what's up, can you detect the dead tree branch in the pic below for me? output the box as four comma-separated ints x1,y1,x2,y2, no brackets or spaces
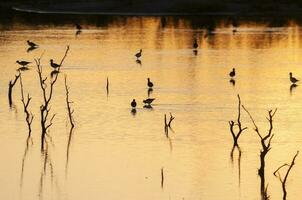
106,77,109,97
35,46,70,151
164,113,175,137
64,75,74,128
19,73,34,137
161,168,164,189
243,106,277,200
229,94,247,146
8,72,20,107
273,151,299,200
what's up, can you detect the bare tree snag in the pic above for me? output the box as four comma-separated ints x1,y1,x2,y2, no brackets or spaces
64,75,74,129
19,73,34,136
229,95,247,185
243,106,277,200
8,72,20,107
274,151,299,200
161,168,164,189
229,94,247,147
106,77,109,97
64,75,75,176
164,113,175,137
35,46,70,151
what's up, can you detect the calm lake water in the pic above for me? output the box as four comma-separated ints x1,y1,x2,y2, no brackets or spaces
1,16,302,200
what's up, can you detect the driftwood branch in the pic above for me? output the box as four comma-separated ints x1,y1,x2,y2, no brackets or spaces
8,72,21,107
273,151,299,200
242,105,277,200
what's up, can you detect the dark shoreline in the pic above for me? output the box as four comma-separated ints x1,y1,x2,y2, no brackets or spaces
2,1,302,17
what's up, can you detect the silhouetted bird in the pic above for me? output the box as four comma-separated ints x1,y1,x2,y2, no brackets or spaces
147,78,153,88
289,72,299,84
143,98,155,105
76,24,82,30
131,99,137,108
27,40,38,48
50,59,61,70
229,68,236,78
193,39,198,49
16,60,31,67
135,49,142,60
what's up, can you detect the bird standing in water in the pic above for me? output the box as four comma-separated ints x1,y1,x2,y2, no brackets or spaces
50,59,61,70
290,72,299,84
16,60,31,67
131,99,137,108
229,68,236,78
147,78,153,88
193,39,198,49
27,40,38,48
76,24,82,31
135,49,142,60
143,98,155,105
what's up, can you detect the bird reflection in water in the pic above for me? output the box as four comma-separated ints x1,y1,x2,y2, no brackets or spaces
136,59,142,65
131,108,137,116
229,78,235,86
27,46,38,53
50,70,59,78
148,88,153,97
193,49,198,55
76,30,82,37
18,66,30,71
290,83,298,94
143,104,153,109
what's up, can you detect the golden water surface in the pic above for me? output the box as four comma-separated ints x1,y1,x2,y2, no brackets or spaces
1,17,302,200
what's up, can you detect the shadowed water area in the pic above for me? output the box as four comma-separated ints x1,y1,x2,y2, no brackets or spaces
1,15,302,200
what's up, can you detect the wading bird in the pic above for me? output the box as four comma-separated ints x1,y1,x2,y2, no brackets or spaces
229,68,236,78
193,39,198,49
147,78,153,88
27,40,38,48
16,60,31,67
76,23,82,31
131,99,137,108
143,98,155,105
135,49,142,60
290,72,299,84
50,59,61,70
